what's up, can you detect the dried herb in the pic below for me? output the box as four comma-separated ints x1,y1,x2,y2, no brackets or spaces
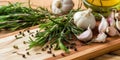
36,53,41,55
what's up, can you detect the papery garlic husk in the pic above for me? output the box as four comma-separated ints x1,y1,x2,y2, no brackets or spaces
107,11,116,27
106,26,120,36
115,12,120,20
93,32,107,43
73,8,96,29
52,0,74,15
98,15,109,33
76,26,93,42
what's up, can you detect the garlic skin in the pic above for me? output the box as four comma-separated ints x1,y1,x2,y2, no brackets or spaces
73,8,96,29
52,0,74,15
115,12,120,20
116,18,120,31
93,32,107,43
76,26,93,42
98,15,109,33
106,26,120,36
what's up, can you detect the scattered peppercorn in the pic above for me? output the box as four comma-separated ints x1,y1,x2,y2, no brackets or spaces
52,54,56,57
22,54,26,58
49,48,52,50
13,45,19,49
23,41,27,44
15,35,17,39
31,34,34,37
74,48,78,51
36,30,39,33
45,45,49,48
41,48,45,51
27,30,30,33
26,52,30,55
66,46,69,49
70,45,74,49
47,51,52,54
50,45,53,48
61,53,65,56
19,31,22,34
22,33,25,36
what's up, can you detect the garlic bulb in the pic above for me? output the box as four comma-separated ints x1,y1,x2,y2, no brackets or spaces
93,32,107,43
73,8,96,29
52,0,74,15
76,26,93,42
98,15,109,33
116,18,120,31
106,26,120,36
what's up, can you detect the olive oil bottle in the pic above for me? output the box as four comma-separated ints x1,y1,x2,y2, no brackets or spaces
83,0,120,17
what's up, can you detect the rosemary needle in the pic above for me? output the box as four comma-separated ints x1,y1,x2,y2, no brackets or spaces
29,10,83,52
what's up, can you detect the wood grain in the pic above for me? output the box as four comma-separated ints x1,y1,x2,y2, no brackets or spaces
0,0,120,60
0,21,120,60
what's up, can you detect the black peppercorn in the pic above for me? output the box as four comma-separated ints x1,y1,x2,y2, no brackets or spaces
19,31,22,34
61,53,65,56
22,33,25,36
41,48,45,51
13,45,19,49
22,54,26,58
26,52,30,55
27,30,30,33
74,48,78,51
47,51,52,54
52,54,56,57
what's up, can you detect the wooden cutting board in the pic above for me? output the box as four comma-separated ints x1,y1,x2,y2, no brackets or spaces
0,0,120,60
0,21,120,60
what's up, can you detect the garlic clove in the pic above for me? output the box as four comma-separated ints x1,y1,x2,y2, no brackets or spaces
76,26,93,42
116,18,120,31
93,32,107,43
107,11,116,27
98,15,109,33
106,26,120,36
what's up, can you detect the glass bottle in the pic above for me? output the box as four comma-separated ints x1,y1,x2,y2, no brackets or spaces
83,0,120,17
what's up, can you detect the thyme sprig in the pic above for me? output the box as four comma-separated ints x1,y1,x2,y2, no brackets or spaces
29,10,83,52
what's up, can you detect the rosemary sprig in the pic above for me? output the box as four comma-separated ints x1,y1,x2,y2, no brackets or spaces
0,2,50,31
29,10,83,52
